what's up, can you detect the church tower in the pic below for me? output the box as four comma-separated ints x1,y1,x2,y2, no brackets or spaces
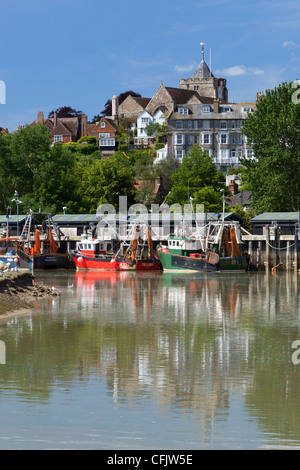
179,44,228,102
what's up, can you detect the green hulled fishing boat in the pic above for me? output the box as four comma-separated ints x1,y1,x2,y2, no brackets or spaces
157,221,249,273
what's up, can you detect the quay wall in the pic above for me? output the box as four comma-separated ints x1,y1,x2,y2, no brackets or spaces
242,226,300,271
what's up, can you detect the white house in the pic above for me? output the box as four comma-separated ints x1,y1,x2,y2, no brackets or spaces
154,144,168,164
135,109,166,145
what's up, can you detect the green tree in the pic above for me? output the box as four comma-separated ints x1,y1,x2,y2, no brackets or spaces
193,186,223,212
78,153,135,211
242,81,300,212
168,145,224,205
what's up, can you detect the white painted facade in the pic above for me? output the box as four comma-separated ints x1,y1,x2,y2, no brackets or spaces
135,109,166,144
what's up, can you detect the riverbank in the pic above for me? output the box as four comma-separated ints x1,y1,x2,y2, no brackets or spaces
0,272,60,316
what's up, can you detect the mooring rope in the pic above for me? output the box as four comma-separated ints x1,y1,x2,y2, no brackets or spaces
266,240,296,250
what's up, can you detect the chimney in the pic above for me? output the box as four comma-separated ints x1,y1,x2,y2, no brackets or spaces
37,111,44,124
229,179,238,195
213,99,219,113
112,95,119,122
81,113,87,137
53,111,57,127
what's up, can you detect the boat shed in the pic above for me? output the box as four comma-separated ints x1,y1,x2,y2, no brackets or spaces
251,212,300,235
0,214,28,237
51,214,100,238
51,212,244,243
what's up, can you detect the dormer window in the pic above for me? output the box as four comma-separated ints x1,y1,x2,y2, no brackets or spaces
178,107,189,115
242,107,253,113
219,106,231,113
202,105,211,113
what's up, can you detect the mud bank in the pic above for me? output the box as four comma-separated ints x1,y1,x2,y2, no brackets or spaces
0,272,60,315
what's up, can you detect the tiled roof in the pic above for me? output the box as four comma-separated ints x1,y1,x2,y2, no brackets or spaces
131,97,151,108
226,191,252,207
192,59,214,79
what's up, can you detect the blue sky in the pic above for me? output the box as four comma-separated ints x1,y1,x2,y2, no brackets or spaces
1,0,300,130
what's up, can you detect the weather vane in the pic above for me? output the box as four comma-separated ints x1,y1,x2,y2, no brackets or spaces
200,42,205,60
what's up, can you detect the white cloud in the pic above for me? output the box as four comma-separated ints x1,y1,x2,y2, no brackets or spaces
174,62,197,74
282,40,297,48
215,65,264,76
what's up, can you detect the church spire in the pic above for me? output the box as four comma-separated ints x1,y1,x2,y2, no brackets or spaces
192,43,214,79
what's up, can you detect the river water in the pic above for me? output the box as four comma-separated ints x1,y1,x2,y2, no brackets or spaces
1,269,300,450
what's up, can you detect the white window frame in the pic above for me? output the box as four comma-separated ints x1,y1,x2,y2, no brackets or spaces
54,135,63,142
219,133,228,144
99,138,115,147
202,105,211,113
176,120,183,130
174,134,185,145
175,149,185,159
202,133,212,145
178,107,189,115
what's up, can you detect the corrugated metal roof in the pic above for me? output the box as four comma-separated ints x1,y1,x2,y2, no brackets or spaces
251,212,300,222
0,215,27,223
52,214,100,223
52,212,240,223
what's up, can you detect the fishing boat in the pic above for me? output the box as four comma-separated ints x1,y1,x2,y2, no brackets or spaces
16,212,69,270
72,224,161,271
157,221,249,273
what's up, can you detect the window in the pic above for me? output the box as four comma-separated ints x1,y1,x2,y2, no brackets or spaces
203,120,210,130
178,107,189,115
236,120,242,129
194,121,198,130
245,149,254,159
202,105,211,113
219,134,228,144
174,134,185,145
219,106,231,112
232,121,235,129
231,134,236,144
176,121,183,130
54,135,63,142
101,122,105,128
175,150,185,159
202,133,211,145
220,121,227,130
99,138,115,147
219,149,230,160
99,133,110,138
141,117,150,123
188,120,192,130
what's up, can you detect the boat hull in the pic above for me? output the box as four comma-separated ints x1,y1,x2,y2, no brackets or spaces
118,259,161,271
73,253,119,270
17,249,69,270
158,250,247,272
72,252,161,271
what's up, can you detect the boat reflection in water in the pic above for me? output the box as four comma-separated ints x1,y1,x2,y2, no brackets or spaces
2,269,300,449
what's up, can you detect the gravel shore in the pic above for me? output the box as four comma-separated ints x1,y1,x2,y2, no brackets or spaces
0,272,60,316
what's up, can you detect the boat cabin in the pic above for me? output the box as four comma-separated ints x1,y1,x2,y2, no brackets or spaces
167,236,204,256
77,240,112,258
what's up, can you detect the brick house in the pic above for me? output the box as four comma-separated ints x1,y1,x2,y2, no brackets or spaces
87,117,118,156
31,111,87,143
